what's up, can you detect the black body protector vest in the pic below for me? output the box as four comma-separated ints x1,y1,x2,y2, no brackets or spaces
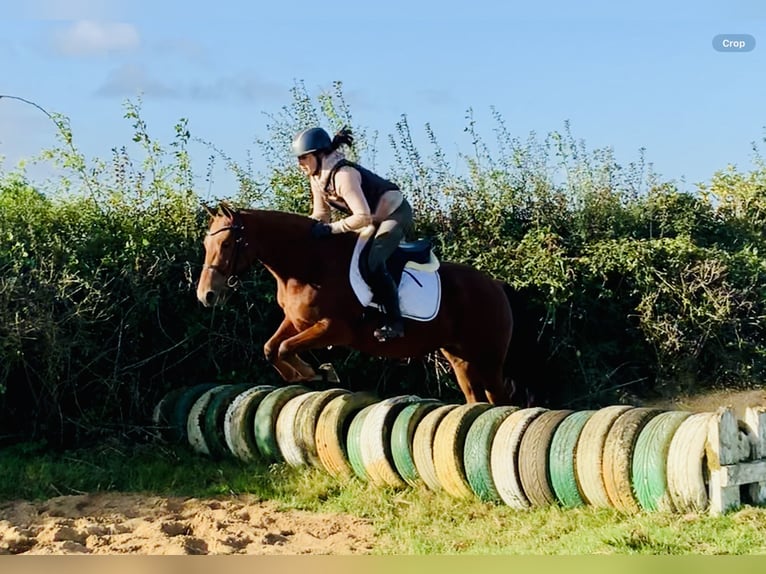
323,159,399,214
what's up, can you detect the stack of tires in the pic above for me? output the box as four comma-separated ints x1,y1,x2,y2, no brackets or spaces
154,384,748,513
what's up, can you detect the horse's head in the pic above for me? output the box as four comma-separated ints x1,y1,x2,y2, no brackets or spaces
196,203,246,307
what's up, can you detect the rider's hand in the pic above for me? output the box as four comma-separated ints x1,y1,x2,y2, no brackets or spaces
310,221,333,239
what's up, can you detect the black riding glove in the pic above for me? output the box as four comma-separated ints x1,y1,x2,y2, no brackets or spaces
310,221,333,239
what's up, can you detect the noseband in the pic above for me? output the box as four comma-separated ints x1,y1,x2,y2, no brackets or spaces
205,212,247,288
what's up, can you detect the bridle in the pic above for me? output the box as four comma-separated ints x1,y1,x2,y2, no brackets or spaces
204,213,247,288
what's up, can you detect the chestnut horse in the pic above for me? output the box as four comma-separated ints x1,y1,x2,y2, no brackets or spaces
196,204,532,405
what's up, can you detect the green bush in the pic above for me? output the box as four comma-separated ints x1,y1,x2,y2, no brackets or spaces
0,86,764,446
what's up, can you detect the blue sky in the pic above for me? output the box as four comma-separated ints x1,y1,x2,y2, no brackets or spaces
1,0,764,196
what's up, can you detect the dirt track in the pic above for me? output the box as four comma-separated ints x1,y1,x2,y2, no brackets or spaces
0,492,377,555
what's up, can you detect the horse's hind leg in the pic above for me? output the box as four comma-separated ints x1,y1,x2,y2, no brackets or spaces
439,349,489,404
439,348,511,406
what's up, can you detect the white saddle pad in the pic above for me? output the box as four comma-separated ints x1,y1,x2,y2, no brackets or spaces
349,227,441,322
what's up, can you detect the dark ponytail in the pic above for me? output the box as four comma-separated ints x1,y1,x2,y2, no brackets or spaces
329,126,354,152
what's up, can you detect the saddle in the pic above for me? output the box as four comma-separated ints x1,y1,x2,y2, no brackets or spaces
349,227,441,322
358,237,437,286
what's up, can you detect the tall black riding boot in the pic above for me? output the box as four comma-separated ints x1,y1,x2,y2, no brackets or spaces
370,268,405,342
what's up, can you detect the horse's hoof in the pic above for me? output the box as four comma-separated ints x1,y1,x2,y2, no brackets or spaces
374,324,405,342
312,363,341,385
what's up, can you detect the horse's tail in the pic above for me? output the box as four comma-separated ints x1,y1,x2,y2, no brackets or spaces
501,282,548,407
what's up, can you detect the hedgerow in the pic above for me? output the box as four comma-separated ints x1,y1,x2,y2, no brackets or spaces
0,84,764,445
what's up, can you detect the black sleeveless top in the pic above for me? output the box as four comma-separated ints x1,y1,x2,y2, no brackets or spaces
323,159,399,215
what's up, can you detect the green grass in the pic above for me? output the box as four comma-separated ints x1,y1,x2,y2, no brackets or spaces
1,440,766,554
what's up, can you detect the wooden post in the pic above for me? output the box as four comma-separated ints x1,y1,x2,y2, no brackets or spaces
743,407,766,505
707,407,741,514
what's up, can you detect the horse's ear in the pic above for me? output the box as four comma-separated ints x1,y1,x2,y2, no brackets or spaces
219,202,233,219
202,203,217,218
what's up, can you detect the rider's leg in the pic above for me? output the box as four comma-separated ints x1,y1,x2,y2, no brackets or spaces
367,204,412,342
368,264,404,341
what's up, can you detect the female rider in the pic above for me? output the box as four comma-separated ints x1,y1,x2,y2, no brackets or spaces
291,126,414,342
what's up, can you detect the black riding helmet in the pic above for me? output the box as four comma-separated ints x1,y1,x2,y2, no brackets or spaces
291,127,332,157
292,127,332,177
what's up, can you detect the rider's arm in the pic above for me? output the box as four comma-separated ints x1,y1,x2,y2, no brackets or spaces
309,179,331,222
329,167,373,233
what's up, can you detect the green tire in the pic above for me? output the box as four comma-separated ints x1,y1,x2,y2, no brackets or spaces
165,383,219,443
632,411,692,512
253,385,310,462
549,410,595,508
224,385,277,462
603,407,664,512
202,383,256,459
391,400,444,487
464,406,519,502
152,386,191,442
187,385,232,456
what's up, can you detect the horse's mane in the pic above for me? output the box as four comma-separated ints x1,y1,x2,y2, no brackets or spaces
203,204,309,235
239,208,313,227
208,203,355,255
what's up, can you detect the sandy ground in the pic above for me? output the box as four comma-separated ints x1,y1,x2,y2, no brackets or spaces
0,492,377,555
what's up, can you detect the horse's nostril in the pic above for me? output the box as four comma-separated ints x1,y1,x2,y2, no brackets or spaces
205,291,216,305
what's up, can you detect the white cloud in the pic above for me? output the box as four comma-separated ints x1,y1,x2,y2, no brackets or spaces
53,20,139,56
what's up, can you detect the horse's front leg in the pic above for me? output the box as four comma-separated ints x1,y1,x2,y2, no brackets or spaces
264,317,316,382
277,318,352,366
